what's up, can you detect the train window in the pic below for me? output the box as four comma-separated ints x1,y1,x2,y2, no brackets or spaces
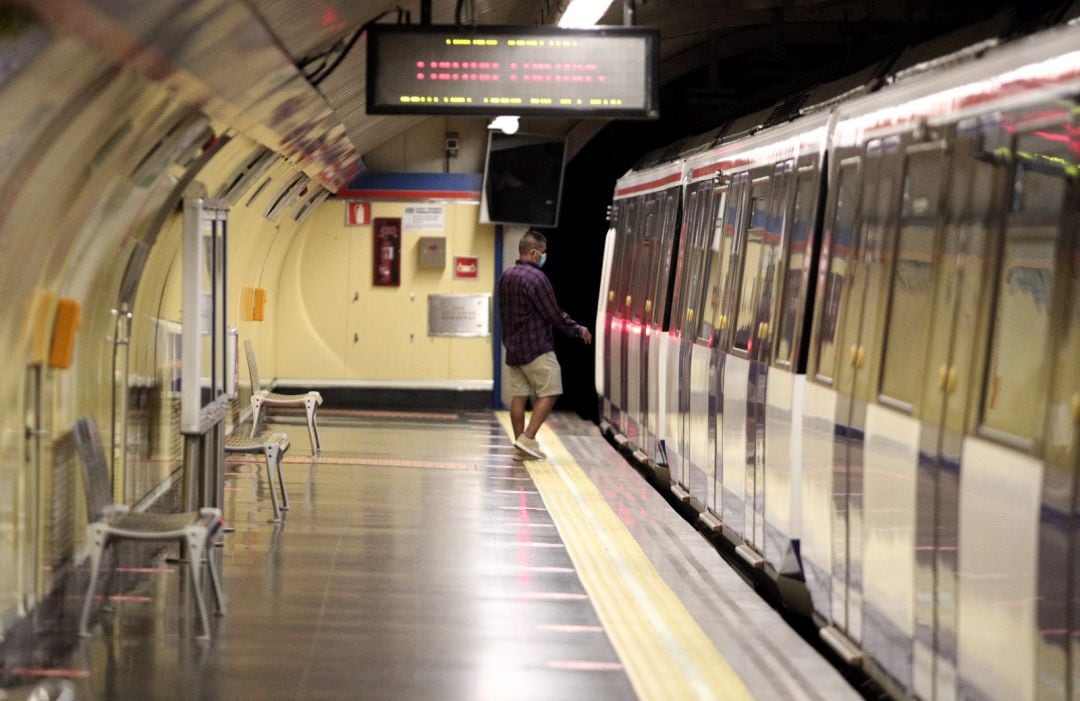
776,170,818,365
686,187,718,341
732,180,771,352
631,199,660,323
815,159,861,382
982,236,1056,442
698,186,730,343
652,189,680,329
879,148,944,408
981,128,1073,444
612,199,639,319
707,176,745,345
668,188,703,335
758,162,794,361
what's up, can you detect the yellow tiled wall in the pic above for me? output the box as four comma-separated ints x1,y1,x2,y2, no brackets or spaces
274,198,495,383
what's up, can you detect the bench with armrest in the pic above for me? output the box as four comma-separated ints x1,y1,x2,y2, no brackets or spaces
244,340,322,455
73,417,226,640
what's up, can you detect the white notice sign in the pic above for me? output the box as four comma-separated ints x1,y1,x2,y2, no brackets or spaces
403,205,445,231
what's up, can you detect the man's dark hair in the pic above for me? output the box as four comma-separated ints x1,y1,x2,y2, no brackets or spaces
519,229,547,255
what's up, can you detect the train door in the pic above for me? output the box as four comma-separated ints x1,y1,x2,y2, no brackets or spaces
698,178,735,516
667,184,710,493
609,199,639,433
803,152,862,631
953,110,1078,701
829,136,903,644
763,158,822,567
742,161,795,557
643,189,680,462
862,133,961,695
626,197,659,450
681,185,717,501
704,175,748,520
600,200,627,426
724,173,772,543
686,184,726,507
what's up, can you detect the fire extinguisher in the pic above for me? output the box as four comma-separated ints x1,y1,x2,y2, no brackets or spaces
377,228,395,285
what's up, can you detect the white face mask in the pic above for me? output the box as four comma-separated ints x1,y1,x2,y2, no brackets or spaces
538,252,548,268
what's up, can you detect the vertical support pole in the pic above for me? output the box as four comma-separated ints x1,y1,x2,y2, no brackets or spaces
623,0,635,26
492,224,503,409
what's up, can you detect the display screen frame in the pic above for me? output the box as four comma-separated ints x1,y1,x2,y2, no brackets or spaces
366,24,660,119
481,131,568,228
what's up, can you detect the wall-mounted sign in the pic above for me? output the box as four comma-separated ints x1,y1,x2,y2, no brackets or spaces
372,218,401,287
346,201,371,226
454,256,479,279
367,25,659,119
403,204,445,231
428,294,491,337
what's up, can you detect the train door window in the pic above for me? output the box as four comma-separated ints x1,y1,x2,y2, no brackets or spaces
614,199,642,320
669,187,704,336
632,198,661,323
685,187,717,340
980,126,1074,446
606,201,628,316
732,178,772,353
757,161,795,360
653,188,681,330
698,185,730,343
775,165,819,366
709,173,748,346
879,144,946,409
814,158,861,383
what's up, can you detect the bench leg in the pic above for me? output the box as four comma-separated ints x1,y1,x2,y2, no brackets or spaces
264,446,281,522
206,542,226,616
304,395,320,455
249,396,263,438
79,526,107,636
186,531,212,640
275,451,289,511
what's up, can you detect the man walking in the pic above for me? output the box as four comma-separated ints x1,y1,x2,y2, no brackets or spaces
498,230,592,461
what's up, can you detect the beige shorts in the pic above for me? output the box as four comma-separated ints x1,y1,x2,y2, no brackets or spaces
508,351,563,398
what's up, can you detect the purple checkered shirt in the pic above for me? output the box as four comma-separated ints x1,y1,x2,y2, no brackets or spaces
498,260,585,367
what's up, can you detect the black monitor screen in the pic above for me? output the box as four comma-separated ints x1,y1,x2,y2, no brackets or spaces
482,132,567,228
366,25,659,118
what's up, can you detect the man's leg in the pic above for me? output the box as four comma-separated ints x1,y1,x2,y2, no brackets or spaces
510,395,527,440
522,395,558,439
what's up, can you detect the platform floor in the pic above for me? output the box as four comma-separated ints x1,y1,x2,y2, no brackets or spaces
1,410,860,700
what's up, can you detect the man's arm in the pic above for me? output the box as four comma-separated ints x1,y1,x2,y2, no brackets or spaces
532,275,590,341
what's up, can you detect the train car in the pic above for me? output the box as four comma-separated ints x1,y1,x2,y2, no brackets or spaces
599,159,683,463
598,21,1079,701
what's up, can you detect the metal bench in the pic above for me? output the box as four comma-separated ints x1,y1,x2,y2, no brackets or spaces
245,339,322,455
73,417,226,640
224,432,290,522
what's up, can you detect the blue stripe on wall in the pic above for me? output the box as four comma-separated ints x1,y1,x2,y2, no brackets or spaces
344,172,482,192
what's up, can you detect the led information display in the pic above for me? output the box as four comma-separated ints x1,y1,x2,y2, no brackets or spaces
366,25,659,118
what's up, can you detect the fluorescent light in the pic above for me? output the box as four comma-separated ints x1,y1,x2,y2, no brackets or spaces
488,116,520,134
557,0,616,27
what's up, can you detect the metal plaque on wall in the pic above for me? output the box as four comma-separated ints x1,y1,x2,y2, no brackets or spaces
428,294,491,337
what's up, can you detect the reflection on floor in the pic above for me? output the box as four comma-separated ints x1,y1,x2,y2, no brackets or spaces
0,410,859,701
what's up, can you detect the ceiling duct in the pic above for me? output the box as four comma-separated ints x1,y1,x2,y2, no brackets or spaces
292,188,330,224
264,173,310,221
216,148,277,204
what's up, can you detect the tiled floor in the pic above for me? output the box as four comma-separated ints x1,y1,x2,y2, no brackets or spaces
0,410,859,700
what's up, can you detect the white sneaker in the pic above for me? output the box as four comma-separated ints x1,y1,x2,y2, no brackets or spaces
512,447,530,462
514,435,545,460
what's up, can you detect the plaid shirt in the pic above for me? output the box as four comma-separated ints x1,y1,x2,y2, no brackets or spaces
498,260,584,367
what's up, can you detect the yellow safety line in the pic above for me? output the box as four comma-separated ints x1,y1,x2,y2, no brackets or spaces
496,413,753,701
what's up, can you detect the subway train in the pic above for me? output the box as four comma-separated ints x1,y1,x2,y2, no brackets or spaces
596,20,1079,701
